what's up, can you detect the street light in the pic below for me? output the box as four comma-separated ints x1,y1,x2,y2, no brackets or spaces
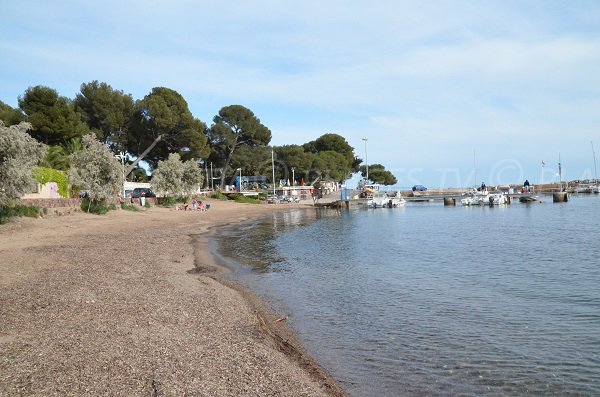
236,168,242,192
362,138,369,182
115,153,126,197
291,167,295,187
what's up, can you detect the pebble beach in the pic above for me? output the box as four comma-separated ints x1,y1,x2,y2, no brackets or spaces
0,200,348,397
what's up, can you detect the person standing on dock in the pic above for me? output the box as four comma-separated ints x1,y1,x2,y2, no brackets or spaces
524,179,530,192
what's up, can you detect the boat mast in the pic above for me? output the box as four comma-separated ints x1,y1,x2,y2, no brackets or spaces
473,149,477,189
592,141,598,183
558,153,562,191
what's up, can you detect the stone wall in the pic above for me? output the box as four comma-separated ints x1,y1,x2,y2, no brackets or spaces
19,198,82,208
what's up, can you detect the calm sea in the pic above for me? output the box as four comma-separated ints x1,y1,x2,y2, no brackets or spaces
214,195,600,397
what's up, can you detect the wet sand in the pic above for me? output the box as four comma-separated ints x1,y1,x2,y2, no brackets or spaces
0,200,348,397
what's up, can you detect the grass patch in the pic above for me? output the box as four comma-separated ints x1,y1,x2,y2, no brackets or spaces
231,193,262,204
121,203,140,211
0,204,40,224
211,191,229,201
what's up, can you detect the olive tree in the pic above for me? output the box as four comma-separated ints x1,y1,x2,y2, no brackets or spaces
151,153,184,197
0,121,48,205
69,134,124,205
181,160,204,195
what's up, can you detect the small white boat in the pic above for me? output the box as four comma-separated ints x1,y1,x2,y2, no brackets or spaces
461,190,508,206
370,192,406,208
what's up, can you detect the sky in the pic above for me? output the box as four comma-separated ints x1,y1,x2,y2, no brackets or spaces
1,0,600,188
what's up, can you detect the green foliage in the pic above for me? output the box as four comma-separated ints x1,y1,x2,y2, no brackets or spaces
181,159,204,195
0,100,26,126
151,153,185,196
359,164,398,185
303,133,360,172
69,134,124,204
231,193,261,204
144,199,151,208
207,105,272,188
313,150,352,182
128,87,210,168
40,138,82,171
0,121,48,206
121,203,140,211
32,167,69,198
80,198,115,214
73,81,134,151
18,85,89,145
211,190,228,200
157,196,178,206
0,204,40,224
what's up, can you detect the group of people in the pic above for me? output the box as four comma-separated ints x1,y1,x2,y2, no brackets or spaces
477,180,531,192
175,198,209,211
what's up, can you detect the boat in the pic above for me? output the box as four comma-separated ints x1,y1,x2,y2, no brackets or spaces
519,195,540,203
370,191,406,208
461,190,508,206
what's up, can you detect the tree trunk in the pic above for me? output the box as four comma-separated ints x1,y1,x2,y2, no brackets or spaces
125,135,162,177
219,144,237,189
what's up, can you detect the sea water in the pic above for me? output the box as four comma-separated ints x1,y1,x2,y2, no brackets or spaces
215,195,600,396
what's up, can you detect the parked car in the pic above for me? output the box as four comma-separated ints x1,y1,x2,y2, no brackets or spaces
130,188,155,198
412,185,427,192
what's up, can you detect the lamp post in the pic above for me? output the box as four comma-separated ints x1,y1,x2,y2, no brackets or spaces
236,168,242,192
115,153,126,197
362,138,369,182
291,167,295,187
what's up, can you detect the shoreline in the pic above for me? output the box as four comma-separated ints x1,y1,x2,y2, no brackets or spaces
0,200,348,396
199,209,348,395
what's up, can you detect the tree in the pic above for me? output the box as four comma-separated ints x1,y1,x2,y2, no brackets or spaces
181,159,204,195
73,81,134,151
127,87,210,171
18,86,89,145
303,133,361,172
69,134,124,205
40,138,82,171
229,145,273,177
0,101,25,126
207,105,271,188
312,150,352,182
150,153,185,197
360,164,397,185
273,144,315,183
0,121,48,205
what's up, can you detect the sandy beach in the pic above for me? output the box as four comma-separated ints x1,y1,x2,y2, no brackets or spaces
0,200,348,397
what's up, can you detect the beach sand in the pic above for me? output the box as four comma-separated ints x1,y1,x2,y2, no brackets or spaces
0,200,348,397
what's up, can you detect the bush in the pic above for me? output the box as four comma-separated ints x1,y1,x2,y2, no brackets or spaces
211,190,228,201
33,167,69,198
157,197,178,207
0,204,40,224
232,194,261,204
144,200,151,208
81,198,114,215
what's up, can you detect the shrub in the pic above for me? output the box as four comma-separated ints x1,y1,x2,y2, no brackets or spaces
33,167,70,198
0,204,40,224
212,190,228,200
80,198,112,215
232,194,261,204
157,197,178,207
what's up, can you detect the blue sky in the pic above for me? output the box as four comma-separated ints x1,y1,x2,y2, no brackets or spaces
2,0,600,188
